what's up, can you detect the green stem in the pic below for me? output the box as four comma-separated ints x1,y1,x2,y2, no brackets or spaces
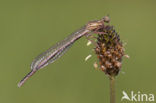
109,76,115,103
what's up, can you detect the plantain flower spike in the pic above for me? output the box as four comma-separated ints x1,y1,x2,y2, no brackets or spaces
94,19,125,77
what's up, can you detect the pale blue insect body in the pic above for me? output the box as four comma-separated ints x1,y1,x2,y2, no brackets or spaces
18,17,106,87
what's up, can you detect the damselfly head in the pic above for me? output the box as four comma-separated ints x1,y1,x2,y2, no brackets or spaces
86,20,104,31
102,16,110,23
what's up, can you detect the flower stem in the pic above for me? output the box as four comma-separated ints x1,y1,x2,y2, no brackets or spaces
109,76,115,103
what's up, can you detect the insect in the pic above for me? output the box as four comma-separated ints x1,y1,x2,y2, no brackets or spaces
18,17,110,87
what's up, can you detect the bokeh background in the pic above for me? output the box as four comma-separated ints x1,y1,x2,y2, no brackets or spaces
0,0,156,103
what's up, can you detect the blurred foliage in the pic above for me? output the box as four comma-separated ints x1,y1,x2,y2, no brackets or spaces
0,0,156,103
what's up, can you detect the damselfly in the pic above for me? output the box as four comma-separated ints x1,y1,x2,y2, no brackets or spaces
18,16,110,87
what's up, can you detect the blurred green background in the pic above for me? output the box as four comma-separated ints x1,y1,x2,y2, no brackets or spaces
0,0,156,103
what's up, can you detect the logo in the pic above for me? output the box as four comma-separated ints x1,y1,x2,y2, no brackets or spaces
121,91,155,102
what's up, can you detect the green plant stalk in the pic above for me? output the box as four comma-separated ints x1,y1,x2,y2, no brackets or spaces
109,76,115,103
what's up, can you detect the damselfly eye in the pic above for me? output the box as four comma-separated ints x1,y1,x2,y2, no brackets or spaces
103,16,110,23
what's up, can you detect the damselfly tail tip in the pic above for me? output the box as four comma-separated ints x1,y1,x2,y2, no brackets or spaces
17,70,36,88
17,76,28,88
17,82,23,88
